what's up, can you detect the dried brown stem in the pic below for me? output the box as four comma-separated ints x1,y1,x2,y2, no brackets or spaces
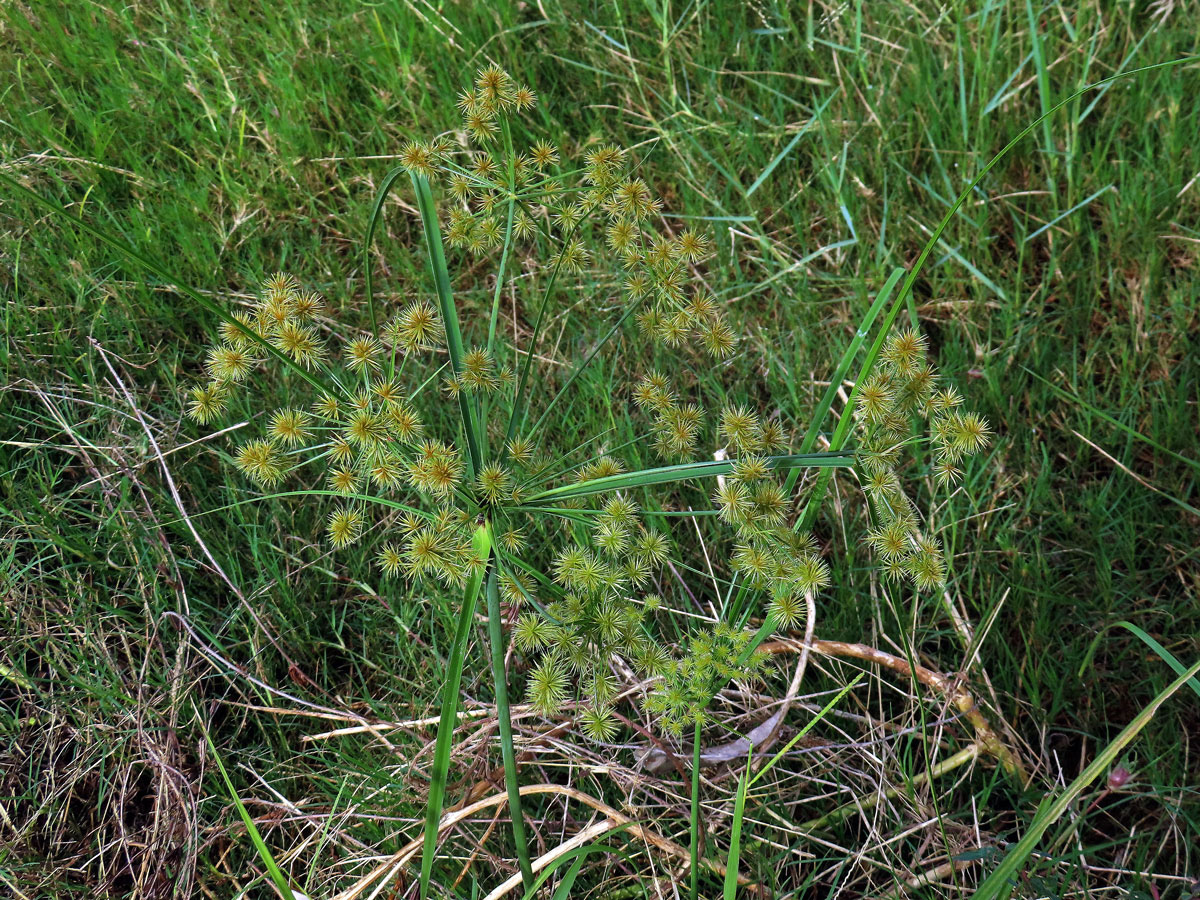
763,638,1030,786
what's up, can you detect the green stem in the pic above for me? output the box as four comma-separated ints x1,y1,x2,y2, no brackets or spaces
485,558,534,892
410,172,483,477
689,724,703,900
418,525,490,900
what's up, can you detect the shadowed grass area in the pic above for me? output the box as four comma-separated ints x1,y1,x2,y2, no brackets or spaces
2,1,1197,897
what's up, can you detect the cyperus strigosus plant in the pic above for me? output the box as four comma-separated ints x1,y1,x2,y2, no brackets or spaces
179,66,994,896
1,48,1193,897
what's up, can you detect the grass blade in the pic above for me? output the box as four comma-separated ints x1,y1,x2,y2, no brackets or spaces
1080,621,1200,700
410,172,483,477
782,265,904,497
200,719,298,900
362,165,409,342
418,523,492,900
689,724,703,900
526,452,852,503
0,170,331,396
973,655,1200,900
722,764,749,900
486,555,534,891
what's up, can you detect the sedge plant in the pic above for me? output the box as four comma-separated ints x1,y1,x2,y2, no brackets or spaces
177,66,997,896
0,49,1194,897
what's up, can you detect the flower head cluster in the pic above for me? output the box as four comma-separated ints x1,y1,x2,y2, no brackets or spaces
645,623,768,737
186,272,505,589
856,328,992,589
183,66,993,759
397,67,734,360
513,493,676,739
634,371,831,628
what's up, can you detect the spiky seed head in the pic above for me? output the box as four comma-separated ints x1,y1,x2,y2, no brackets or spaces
657,313,690,348
868,520,912,561
263,272,299,299
791,554,831,593
593,521,628,557
511,85,536,111
933,457,963,486
345,338,382,373
624,272,652,300
387,404,423,442
881,328,928,375
720,405,762,453
327,506,363,548
476,66,513,101
328,467,359,495
393,300,443,354
646,233,679,269
465,111,498,141
580,705,618,741
948,411,991,456
530,140,559,168
768,591,805,629
376,543,404,577
268,408,312,446
500,528,526,553
345,410,387,448
634,531,670,566
370,378,403,408
674,228,712,262
476,463,511,505
685,291,719,323
905,548,945,590
399,140,438,177
219,312,257,348
313,393,342,420
759,420,787,452
584,144,625,178
206,345,257,381
750,482,789,527
528,658,569,715
187,383,227,423
731,456,771,483
865,468,901,501
369,454,404,490
714,481,751,526
448,172,474,201
290,291,324,321
856,375,893,423
506,437,534,465
257,296,292,331
557,239,589,274
514,613,553,652
328,437,356,466
235,439,286,486
272,322,324,367
928,386,964,414
699,318,737,358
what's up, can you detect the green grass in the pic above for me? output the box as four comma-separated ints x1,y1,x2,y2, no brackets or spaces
2,1,1198,897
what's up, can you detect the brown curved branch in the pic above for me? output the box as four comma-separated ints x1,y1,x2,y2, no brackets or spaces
763,638,1030,786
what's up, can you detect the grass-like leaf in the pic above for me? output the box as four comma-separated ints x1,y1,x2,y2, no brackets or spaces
410,172,483,478
418,523,491,900
973,655,1200,900
486,555,534,891
526,452,852,503
200,717,298,900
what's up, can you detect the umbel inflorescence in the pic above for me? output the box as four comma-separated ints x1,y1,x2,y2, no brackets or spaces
185,66,989,741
